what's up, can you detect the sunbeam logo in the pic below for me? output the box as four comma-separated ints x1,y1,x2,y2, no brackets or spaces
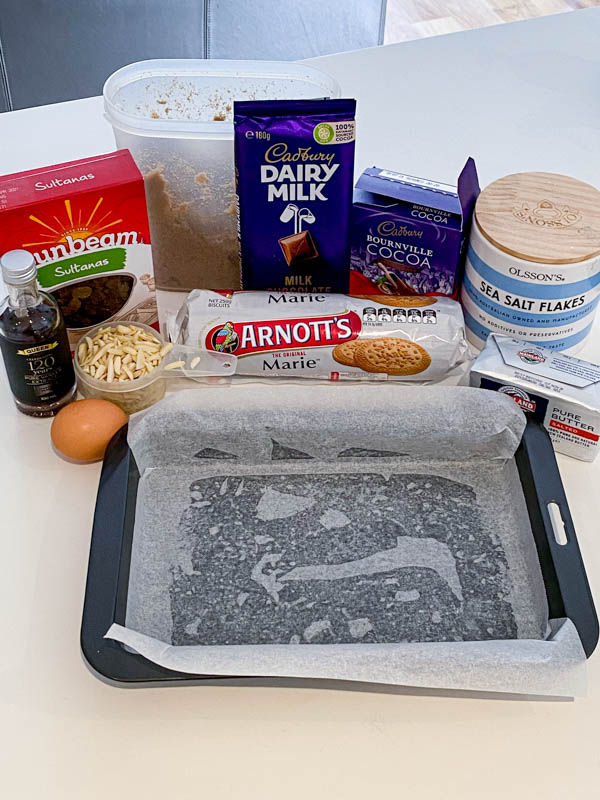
23,197,138,265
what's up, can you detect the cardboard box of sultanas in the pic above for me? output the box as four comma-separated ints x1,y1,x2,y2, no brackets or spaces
350,159,479,299
0,150,157,349
470,334,600,461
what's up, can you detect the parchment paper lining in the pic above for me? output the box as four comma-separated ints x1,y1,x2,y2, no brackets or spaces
104,385,587,695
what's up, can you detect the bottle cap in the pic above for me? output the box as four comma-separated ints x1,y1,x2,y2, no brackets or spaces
1,249,38,285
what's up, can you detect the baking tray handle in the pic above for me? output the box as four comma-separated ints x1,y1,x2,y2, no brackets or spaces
518,420,599,657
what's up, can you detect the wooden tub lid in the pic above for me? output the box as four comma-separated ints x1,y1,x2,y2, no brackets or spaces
475,172,600,265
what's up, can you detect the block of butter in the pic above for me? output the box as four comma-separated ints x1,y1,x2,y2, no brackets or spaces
470,334,600,461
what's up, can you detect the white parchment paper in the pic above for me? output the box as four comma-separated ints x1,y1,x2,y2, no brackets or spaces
107,618,586,696
105,385,588,695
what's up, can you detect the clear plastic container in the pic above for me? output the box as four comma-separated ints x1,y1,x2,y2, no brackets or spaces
74,321,167,414
74,320,237,414
103,59,340,293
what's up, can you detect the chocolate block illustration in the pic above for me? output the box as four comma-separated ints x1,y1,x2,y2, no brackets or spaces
278,230,319,269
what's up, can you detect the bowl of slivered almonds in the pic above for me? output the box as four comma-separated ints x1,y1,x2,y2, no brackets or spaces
74,321,174,414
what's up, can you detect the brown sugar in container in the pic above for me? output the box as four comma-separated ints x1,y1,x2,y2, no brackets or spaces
461,171,600,352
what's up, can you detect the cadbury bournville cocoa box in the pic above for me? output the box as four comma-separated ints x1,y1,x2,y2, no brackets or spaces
350,159,479,298
234,99,356,293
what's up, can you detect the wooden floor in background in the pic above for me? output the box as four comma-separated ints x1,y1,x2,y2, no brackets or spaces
384,0,600,44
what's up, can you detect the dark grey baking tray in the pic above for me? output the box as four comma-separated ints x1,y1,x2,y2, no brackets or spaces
81,419,598,685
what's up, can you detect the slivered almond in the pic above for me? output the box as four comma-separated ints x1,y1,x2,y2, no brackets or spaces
90,343,111,365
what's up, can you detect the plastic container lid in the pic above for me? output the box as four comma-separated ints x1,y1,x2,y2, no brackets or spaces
103,59,341,139
475,172,600,265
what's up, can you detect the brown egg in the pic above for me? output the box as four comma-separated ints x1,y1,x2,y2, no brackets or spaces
51,398,128,462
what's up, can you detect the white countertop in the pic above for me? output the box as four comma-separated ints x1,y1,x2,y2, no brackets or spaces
2,10,600,799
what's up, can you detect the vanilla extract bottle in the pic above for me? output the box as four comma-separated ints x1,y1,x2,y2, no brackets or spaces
0,249,76,416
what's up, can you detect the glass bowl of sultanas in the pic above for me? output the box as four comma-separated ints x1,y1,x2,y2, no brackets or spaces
74,321,170,414
50,274,135,329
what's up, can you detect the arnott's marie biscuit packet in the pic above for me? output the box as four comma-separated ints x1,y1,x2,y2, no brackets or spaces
234,99,356,293
171,290,468,381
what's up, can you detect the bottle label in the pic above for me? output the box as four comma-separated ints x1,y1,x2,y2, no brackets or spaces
0,330,74,405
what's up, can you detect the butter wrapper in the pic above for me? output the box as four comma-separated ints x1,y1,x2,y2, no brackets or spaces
470,334,600,461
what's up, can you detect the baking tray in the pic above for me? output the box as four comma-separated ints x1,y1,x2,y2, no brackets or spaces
81,419,598,685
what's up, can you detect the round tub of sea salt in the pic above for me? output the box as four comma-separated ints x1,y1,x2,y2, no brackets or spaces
461,172,600,353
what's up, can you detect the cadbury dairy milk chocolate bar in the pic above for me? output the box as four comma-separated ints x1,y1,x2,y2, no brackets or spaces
171,290,468,381
234,99,356,293
470,334,600,461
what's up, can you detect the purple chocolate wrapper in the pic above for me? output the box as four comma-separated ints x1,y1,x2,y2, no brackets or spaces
234,99,356,293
